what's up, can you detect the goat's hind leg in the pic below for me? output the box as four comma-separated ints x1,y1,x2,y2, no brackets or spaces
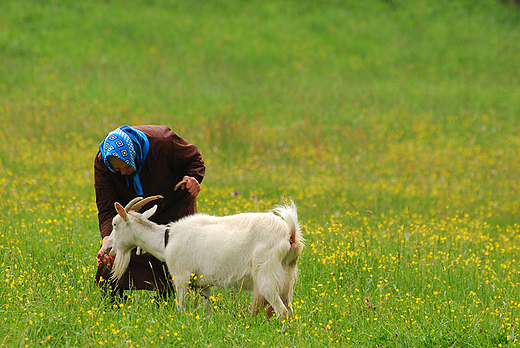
256,284,289,320
256,264,290,320
265,292,289,320
253,287,275,318
281,274,296,318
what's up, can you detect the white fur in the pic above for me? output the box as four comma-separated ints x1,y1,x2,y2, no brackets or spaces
106,200,304,320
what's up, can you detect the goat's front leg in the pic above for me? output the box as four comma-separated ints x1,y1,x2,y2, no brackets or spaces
200,287,212,316
172,276,189,312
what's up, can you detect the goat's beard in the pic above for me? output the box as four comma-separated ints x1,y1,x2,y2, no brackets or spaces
110,249,131,282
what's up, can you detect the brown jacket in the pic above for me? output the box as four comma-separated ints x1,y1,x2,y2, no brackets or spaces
94,125,205,291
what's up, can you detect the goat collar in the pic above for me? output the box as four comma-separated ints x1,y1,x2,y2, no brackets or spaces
164,228,170,248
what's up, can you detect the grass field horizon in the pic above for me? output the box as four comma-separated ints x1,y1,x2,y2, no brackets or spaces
1,0,519,346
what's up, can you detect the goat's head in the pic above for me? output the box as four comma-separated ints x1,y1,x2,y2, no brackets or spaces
106,195,163,281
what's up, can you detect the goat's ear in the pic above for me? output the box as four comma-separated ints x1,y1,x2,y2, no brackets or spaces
115,202,128,221
142,205,157,220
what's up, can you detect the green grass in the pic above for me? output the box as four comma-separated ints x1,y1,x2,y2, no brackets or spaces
1,0,519,346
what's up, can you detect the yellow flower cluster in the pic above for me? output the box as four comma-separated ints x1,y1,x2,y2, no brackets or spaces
1,111,518,345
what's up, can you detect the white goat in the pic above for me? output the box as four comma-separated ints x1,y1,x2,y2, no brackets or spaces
106,196,304,320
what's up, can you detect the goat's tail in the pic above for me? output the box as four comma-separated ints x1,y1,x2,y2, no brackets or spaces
273,200,304,249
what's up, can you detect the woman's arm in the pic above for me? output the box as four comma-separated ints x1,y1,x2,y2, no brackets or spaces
170,132,206,194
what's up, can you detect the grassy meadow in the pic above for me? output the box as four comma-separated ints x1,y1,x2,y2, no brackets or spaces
1,0,520,346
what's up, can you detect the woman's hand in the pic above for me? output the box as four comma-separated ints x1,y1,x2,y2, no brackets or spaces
179,176,201,197
97,236,115,268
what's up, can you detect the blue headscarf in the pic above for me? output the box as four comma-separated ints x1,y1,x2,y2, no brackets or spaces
99,125,150,195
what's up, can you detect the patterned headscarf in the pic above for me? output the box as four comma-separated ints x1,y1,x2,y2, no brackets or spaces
99,125,150,195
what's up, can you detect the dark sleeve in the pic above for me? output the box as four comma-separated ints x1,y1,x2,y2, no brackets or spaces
94,152,119,239
170,132,206,184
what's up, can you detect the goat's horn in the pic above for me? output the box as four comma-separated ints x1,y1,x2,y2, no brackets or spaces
125,197,143,212
131,195,164,212
174,180,187,191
